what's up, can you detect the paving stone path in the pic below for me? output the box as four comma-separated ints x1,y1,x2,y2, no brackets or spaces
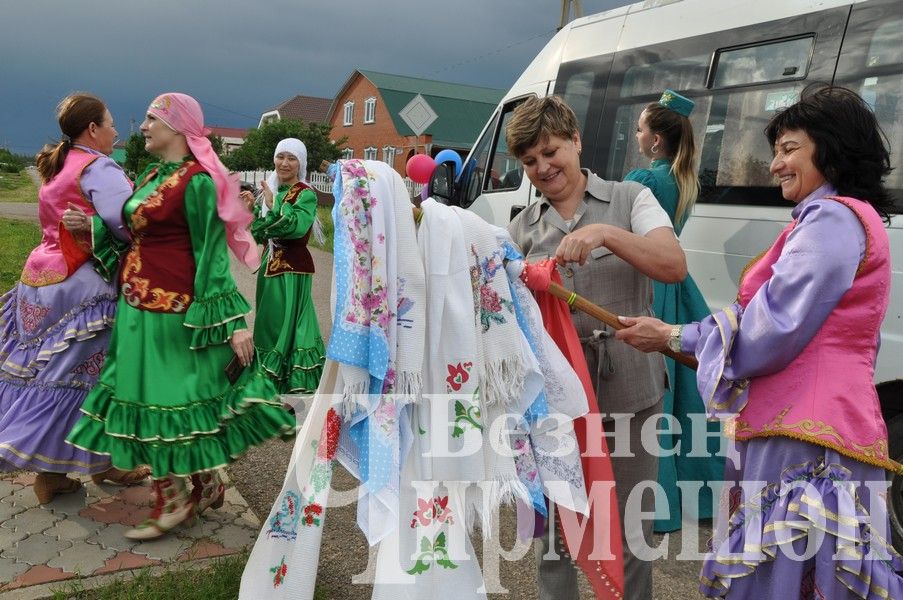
0,471,257,597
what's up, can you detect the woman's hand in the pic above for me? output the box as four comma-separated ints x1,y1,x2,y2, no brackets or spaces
554,223,606,265
260,180,274,210
61,203,91,235
240,189,256,211
614,315,672,353
230,329,254,367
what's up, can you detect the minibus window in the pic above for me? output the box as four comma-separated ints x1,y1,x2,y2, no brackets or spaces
621,54,709,97
487,107,524,192
561,72,595,136
710,36,814,89
459,110,500,208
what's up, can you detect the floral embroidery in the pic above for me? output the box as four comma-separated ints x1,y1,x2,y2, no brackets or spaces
512,436,539,486
397,278,415,330
308,462,332,493
340,160,395,333
469,245,513,331
270,556,288,587
452,389,483,438
373,398,397,435
316,408,341,461
445,361,472,392
20,267,67,287
406,532,458,575
409,496,455,528
18,298,50,333
267,491,301,540
301,499,323,527
71,351,106,377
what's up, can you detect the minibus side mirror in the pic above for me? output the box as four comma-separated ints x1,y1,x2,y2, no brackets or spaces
428,162,456,205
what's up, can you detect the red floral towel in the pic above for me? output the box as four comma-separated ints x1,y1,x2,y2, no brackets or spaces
522,259,625,600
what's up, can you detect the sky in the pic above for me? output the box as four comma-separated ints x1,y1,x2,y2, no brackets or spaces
0,0,633,156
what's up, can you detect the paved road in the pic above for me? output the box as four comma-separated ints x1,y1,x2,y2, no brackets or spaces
0,202,38,221
1,204,709,598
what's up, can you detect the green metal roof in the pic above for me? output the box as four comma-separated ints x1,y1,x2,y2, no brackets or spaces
110,148,126,165
359,70,504,148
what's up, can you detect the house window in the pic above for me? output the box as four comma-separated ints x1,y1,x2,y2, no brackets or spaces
343,101,354,126
364,147,377,160
382,145,397,165
342,148,354,160
364,97,377,123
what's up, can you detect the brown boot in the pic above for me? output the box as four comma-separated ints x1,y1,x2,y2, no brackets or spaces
125,476,194,540
91,465,151,486
190,470,226,515
33,472,82,504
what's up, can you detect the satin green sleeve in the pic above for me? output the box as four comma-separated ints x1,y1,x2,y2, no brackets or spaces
254,188,317,241
182,174,251,349
250,199,272,244
89,214,129,282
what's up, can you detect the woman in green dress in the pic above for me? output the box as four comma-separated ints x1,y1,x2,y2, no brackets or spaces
240,138,324,395
65,93,295,540
624,89,723,533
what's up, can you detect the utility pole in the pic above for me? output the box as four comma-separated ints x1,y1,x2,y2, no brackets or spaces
559,0,584,30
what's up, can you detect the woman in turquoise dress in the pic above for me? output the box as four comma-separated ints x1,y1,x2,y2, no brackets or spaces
624,89,723,532
240,138,324,395
65,93,295,540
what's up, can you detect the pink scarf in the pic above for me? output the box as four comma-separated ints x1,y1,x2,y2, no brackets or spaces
147,93,257,268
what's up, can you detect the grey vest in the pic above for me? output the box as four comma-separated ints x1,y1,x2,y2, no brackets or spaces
507,171,667,415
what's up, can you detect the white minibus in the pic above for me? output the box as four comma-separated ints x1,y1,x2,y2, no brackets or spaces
432,0,903,545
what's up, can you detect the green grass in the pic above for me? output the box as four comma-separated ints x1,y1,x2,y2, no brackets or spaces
309,205,334,254
49,552,331,599
0,218,40,290
0,170,38,202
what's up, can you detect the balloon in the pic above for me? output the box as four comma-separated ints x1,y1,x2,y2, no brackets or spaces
433,149,462,178
406,154,436,184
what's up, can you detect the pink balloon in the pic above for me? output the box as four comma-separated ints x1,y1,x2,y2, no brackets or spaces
406,154,436,184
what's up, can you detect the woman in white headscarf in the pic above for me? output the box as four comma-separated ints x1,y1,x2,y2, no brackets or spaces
241,138,325,395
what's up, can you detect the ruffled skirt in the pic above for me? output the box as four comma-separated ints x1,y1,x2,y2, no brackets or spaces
254,272,324,394
700,436,903,599
0,263,117,474
66,296,297,477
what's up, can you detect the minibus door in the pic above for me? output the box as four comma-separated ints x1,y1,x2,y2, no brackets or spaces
454,84,550,226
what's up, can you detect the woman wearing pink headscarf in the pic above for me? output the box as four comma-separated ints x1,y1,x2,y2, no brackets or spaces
65,93,295,540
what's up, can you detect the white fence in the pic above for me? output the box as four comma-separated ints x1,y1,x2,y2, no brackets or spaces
238,169,424,199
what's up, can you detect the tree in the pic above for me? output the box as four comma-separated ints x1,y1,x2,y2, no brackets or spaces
223,119,346,174
123,133,155,180
209,134,224,157
0,148,26,173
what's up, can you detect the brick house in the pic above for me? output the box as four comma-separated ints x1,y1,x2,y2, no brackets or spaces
208,126,249,154
327,70,503,176
258,95,332,127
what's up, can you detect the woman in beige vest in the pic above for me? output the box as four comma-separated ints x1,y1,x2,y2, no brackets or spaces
506,95,687,600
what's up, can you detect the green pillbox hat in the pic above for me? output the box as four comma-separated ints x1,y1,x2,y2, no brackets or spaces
659,89,694,117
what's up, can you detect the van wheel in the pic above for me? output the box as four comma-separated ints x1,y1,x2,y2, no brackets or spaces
886,413,903,554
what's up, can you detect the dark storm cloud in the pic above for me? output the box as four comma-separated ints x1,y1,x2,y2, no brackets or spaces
0,0,631,155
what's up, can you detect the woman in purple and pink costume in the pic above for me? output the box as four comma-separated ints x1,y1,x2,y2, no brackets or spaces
617,84,903,599
0,93,149,504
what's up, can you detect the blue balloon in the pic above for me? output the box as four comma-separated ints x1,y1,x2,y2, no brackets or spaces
434,149,462,178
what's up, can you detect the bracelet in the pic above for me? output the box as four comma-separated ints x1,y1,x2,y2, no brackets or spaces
667,324,683,353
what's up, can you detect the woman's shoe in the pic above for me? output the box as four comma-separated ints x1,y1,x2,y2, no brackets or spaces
190,471,226,515
125,476,194,540
91,465,151,486
33,472,82,504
